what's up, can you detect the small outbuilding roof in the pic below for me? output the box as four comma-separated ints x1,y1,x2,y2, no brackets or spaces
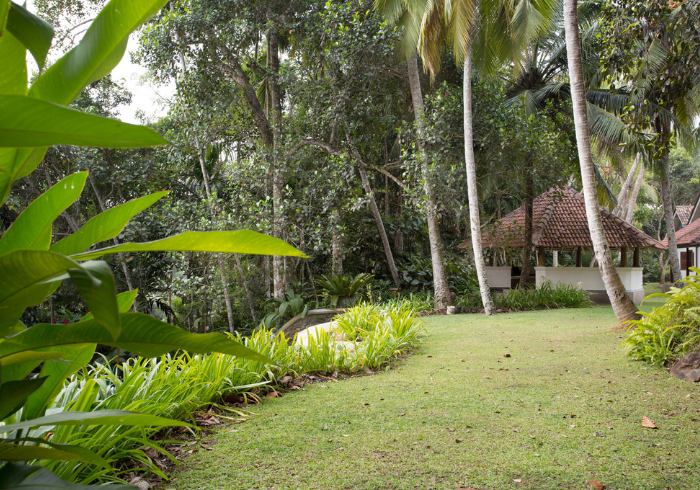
662,218,700,248
473,186,665,251
675,205,693,227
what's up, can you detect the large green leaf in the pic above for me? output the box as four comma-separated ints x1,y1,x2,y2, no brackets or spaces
0,95,168,148
0,313,273,363
72,230,308,261
0,377,46,420
0,147,47,208
0,438,110,467
5,3,53,69
29,0,168,105
0,30,26,95
22,345,95,421
0,462,136,489
0,172,87,255
51,191,169,256
0,250,76,338
0,409,192,434
68,261,121,339
0,0,9,37
0,351,63,369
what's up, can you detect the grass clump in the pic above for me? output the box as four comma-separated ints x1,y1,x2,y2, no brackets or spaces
623,269,700,366
458,280,593,311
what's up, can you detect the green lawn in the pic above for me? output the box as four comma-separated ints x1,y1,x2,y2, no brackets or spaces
168,302,699,490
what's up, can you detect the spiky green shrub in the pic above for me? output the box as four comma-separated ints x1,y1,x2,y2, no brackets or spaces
623,270,700,366
457,280,593,310
317,273,373,306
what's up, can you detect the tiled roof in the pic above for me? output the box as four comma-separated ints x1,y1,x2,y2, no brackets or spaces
675,205,693,226
662,218,700,248
474,186,664,250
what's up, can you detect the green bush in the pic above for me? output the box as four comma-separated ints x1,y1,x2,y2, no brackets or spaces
317,273,373,307
457,280,593,310
623,270,700,366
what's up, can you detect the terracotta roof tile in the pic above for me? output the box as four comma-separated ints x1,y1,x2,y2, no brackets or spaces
472,186,664,251
676,205,693,226
661,218,700,248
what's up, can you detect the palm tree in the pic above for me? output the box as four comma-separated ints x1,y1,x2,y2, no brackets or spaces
562,0,639,324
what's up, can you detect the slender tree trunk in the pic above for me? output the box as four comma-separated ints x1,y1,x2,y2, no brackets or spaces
407,54,452,308
613,152,641,216
519,161,534,288
88,173,136,309
463,39,495,314
331,210,343,275
359,168,400,286
624,159,644,223
197,147,236,333
234,254,256,322
659,125,682,284
564,0,639,325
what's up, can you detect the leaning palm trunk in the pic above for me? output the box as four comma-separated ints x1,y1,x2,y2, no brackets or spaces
659,131,682,284
564,0,639,325
463,39,495,315
358,168,401,286
613,152,641,217
624,159,644,223
407,55,452,308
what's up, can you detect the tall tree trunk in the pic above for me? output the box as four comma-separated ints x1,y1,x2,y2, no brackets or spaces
659,122,682,284
613,152,641,216
234,254,256,322
624,159,644,223
359,168,400,286
463,39,495,314
519,161,534,288
407,54,452,308
331,210,343,275
564,0,639,325
197,147,236,333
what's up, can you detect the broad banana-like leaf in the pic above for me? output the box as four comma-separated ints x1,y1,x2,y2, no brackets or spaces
0,1,9,37
0,462,136,489
24,290,136,420
0,377,46,420
5,3,53,69
0,30,26,95
0,172,87,255
0,313,273,364
51,191,169,256
0,250,77,338
0,351,63,369
73,230,308,261
68,261,121,339
0,437,110,467
29,0,168,105
0,409,192,434
0,95,168,148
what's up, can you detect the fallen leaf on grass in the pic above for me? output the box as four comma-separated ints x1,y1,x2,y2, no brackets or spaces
513,479,522,483
642,416,659,429
266,392,283,399
587,479,605,490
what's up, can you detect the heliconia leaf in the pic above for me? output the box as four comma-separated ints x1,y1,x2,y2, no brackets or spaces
0,30,26,95
0,438,111,468
0,350,64,369
51,191,169,256
23,344,95,421
0,172,88,255
72,230,309,261
0,95,168,148
29,0,169,105
0,409,192,434
84,289,137,320
0,313,273,364
0,377,46,420
5,3,53,69
0,250,77,338
68,261,121,339
0,0,9,37
0,147,47,208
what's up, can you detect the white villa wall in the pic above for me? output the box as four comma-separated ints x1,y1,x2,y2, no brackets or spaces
535,266,645,304
485,267,512,289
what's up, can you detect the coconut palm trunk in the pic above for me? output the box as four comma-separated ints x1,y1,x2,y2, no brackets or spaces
463,38,495,315
613,152,641,217
563,0,639,325
407,54,452,308
624,159,644,223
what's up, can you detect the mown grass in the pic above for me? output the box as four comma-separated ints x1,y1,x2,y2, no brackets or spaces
168,302,700,490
